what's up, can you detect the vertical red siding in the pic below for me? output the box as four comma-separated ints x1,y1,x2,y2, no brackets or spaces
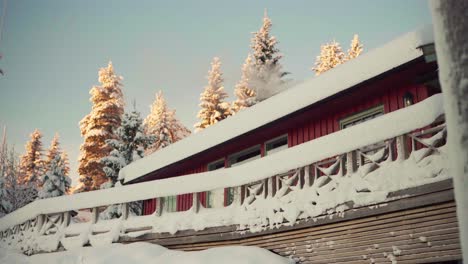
321,119,327,137
287,83,432,149
314,121,321,139
327,117,334,135
298,128,304,145
143,199,157,215
309,121,315,140
389,89,399,112
303,124,310,142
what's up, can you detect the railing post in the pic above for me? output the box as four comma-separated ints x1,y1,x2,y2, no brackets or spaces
232,186,242,206
346,151,357,175
63,211,71,227
155,198,163,216
91,207,99,224
339,154,346,176
192,193,200,213
35,214,44,234
121,203,129,220
396,135,408,160
267,177,275,197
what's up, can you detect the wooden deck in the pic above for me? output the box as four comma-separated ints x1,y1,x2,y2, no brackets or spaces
120,180,462,263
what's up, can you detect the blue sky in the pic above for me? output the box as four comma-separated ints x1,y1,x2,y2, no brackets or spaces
0,0,432,184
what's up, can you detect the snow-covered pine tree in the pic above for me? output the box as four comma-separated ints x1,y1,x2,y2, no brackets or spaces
43,133,61,173
38,153,71,199
102,109,154,187
18,129,44,187
60,152,70,179
4,147,36,211
194,57,231,131
249,10,288,101
77,61,124,192
100,109,154,219
0,173,12,216
312,40,345,75
144,91,190,154
346,34,363,61
232,55,257,113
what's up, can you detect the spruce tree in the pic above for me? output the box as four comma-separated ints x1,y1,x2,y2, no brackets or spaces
195,57,231,131
100,109,154,219
145,91,190,154
0,171,12,216
18,129,44,186
38,153,71,199
102,109,154,187
249,10,288,101
312,40,346,75
77,61,124,192
4,147,36,210
346,34,364,60
232,55,257,113
43,133,61,172
61,152,70,177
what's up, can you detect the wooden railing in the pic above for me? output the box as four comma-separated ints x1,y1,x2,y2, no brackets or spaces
0,118,448,254
0,95,446,253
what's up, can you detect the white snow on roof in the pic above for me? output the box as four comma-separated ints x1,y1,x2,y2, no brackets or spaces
0,94,443,232
120,25,435,183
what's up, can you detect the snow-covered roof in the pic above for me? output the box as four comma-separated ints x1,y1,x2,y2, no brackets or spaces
120,25,435,183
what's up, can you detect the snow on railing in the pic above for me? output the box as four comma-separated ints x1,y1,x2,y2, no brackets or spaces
0,95,449,254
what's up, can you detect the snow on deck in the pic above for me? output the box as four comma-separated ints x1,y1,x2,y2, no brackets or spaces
0,94,444,233
0,243,293,264
120,25,434,183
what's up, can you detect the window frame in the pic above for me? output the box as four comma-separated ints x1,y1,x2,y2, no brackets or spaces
264,134,288,155
339,105,385,129
228,144,262,167
207,158,225,171
164,195,177,213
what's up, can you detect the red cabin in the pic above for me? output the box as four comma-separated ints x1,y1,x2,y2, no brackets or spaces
119,28,440,216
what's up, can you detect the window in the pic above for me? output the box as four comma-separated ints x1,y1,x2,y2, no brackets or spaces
341,105,386,162
225,188,235,206
265,135,288,155
228,145,262,167
340,105,384,129
207,159,225,171
164,195,177,213
206,159,225,208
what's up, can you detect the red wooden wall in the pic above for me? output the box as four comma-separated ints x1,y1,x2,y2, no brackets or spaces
141,59,437,216
288,84,430,148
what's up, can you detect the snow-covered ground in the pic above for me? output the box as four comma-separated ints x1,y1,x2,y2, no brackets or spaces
0,243,293,264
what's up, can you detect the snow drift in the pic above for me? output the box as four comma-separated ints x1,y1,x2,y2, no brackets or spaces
0,243,293,264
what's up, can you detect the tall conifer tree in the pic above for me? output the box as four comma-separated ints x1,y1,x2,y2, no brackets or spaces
77,61,124,192
249,10,288,101
100,108,154,219
312,40,345,75
232,55,257,113
38,153,71,199
145,91,190,154
102,108,154,187
18,129,43,186
43,133,61,172
194,57,231,131
346,34,364,61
